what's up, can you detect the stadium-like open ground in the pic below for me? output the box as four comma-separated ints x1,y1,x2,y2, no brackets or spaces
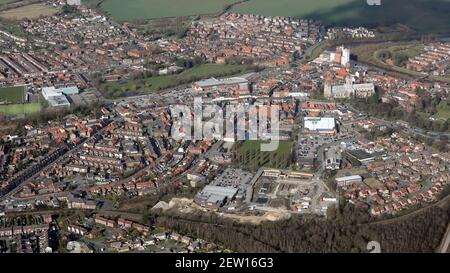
0,86,25,104
85,0,450,33
0,103,41,116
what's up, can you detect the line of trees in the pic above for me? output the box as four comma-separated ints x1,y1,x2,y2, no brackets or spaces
352,89,450,133
151,203,449,253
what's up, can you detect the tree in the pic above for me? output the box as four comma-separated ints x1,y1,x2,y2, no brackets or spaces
62,5,78,14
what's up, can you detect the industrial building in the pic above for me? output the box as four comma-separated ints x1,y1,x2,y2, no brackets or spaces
192,77,249,92
303,117,336,134
335,175,363,188
47,95,71,108
194,185,239,209
41,86,79,107
344,149,376,165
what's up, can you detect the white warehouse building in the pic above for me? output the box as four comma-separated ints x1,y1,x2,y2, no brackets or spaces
42,86,79,107
304,117,336,134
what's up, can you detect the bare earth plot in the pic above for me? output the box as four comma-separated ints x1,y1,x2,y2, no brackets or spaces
0,3,60,20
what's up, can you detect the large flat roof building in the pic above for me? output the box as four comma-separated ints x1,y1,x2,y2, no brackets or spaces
304,117,336,134
335,175,362,188
344,149,375,165
42,86,78,107
192,77,249,92
42,86,79,100
194,185,239,209
47,95,71,108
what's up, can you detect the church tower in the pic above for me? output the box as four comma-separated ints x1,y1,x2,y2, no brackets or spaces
324,82,332,98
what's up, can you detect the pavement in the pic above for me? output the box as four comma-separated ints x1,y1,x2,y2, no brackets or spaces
437,223,450,253
0,118,119,201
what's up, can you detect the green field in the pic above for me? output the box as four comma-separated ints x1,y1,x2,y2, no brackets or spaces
88,0,450,34
101,64,254,98
83,0,239,21
434,101,450,120
235,140,293,170
232,0,450,33
352,42,450,83
0,0,17,5
0,86,25,104
374,44,425,67
0,103,41,116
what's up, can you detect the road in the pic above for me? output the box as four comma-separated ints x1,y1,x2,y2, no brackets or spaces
0,118,119,201
437,223,450,253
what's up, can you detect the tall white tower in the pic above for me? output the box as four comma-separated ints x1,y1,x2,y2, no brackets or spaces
341,47,350,67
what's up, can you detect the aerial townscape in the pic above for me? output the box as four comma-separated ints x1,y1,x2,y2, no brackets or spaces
0,0,449,255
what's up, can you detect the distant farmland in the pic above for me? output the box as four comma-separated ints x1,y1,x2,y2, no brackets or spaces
83,0,239,21
87,0,450,34
0,3,60,20
0,86,25,104
232,0,450,33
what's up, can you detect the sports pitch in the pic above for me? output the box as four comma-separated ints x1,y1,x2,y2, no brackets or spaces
0,103,41,116
0,86,26,104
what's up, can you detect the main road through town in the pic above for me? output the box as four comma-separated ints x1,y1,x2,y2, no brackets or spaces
0,118,120,201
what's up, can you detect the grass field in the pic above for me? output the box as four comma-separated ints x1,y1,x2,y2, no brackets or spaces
235,140,293,170
0,103,40,116
0,0,17,5
352,42,450,83
232,0,450,33
101,64,253,98
434,101,450,120
86,0,450,34
84,0,238,21
0,86,25,104
364,178,384,189
374,43,425,67
0,3,60,20
352,42,427,76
